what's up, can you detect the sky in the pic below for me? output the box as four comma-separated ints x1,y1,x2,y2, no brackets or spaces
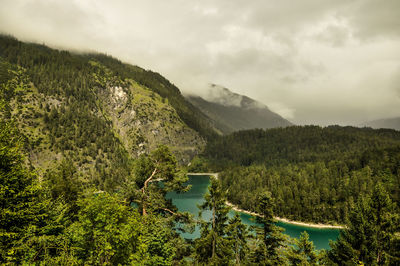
0,0,399,125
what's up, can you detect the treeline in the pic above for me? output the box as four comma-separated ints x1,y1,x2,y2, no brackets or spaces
204,126,400,169
198,126,400,224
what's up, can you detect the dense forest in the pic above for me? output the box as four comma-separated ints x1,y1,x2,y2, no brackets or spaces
203,126,400,169
195,127,400,225
1,35,399,264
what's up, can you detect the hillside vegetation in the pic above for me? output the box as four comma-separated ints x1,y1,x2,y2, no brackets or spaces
199,126,400,224
0,35,216,190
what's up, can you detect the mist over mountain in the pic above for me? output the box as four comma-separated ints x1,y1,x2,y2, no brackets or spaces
186,84,292,134
361,117,400,131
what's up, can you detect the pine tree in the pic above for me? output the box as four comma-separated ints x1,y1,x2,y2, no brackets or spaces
44,159,82,217
286,231,318,265
133,145,190,216
227,213,250,265
250,191,287,265
0,120,44,263
68,193,146,265
328,183,400,265
195,178,232,265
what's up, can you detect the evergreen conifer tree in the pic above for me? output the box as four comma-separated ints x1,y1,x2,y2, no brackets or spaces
195,178,232,265
328,183,400,265
0,120,44,263
250,191,287,265
286,231,318,265
227,213,250,265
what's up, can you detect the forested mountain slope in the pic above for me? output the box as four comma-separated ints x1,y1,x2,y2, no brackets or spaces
186,85,292,134
88,54,219,140
0,35,214,190
204,126,400,168
199,126,400,224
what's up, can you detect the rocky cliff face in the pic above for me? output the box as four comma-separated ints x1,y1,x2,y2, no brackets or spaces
7,67,205,173
100,82,205,165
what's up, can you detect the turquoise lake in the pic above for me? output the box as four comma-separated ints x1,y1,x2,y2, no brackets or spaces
166,175,340,250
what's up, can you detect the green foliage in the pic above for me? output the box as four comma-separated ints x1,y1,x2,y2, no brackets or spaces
141,215,179,266
250,192,287,265
131,145,191,217
44,159,82,217
205,126,400,169
205,126,400,224
187,156,210,172
195,178,233,265
0,120,44,263
19,198,78,265
286,232,318,265
328,183,400,265
0,36,134,191
227,213,250,265
68,193,145,265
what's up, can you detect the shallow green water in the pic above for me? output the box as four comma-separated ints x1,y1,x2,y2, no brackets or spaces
166,175,340,250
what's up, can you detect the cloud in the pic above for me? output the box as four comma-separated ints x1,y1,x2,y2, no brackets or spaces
391,67,400,98
206,84,243,107
344,0,400,40
0,0,399,125
312,22,351,47
268,102,295,120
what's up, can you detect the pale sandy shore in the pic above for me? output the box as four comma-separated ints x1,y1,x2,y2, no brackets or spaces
187,172,219,178
226,201,345,229
188,172,345,229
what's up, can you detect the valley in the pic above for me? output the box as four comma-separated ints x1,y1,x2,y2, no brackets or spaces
1,35,399,265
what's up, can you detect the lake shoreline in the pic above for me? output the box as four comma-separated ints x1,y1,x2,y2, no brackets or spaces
187,173,345,230
226,201,345,229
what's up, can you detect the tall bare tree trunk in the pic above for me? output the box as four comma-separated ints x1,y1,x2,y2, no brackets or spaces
212,201,216,259
141,168,158,216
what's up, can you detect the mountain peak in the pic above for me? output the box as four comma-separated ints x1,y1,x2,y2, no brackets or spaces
186,84,293,134
207,84,244,107
207,84,269,110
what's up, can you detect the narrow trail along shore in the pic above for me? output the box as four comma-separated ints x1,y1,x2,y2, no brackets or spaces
226,202,345,229
187,172,219,178
187,172,345,230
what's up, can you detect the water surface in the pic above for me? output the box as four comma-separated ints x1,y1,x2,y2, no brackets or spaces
167,175,340,250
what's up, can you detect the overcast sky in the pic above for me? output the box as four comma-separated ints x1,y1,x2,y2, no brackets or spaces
1,0,399,125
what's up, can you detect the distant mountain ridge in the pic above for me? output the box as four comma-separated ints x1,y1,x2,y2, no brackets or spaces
361,117,400,131
186,84,292,134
